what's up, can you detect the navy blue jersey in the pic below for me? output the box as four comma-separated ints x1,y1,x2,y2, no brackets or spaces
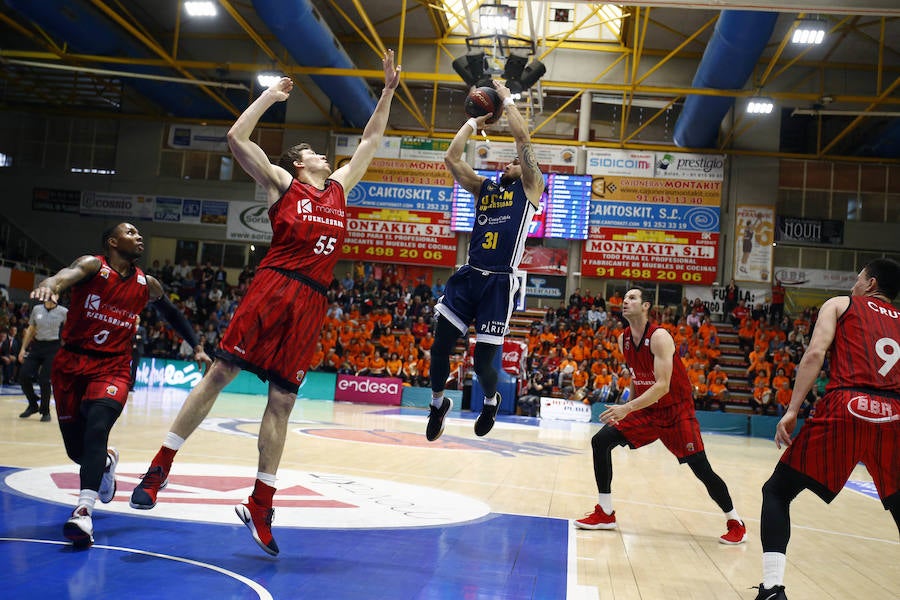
466,178,535,272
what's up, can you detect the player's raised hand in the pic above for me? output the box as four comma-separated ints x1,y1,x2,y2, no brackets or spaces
383,49,401,90
266,77,293,102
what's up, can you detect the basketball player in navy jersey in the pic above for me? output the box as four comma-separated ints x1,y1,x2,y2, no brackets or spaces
426,80,544,441
130,51,400,556
755,259,900,600
31,223,209,548
574,288,747,545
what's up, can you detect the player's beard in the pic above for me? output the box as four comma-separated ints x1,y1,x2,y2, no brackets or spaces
499,173,518,187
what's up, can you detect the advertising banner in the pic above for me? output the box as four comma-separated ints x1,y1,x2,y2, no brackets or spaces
334,375,403,405
519,243,568,276
342,206,457,267
473,141,579,173
540,397,592,422
583,227,719,285
525,274,566,299
775,216,844,245
735,205,775,283
585,149,655,177
590,175,722,206
589,201,719,232
683,284,772,315
774,266,858,290
399,137,451,161
653,152,726,180
80,191,155,220
226,201,272,242
167,125,229,152
32,188,80,213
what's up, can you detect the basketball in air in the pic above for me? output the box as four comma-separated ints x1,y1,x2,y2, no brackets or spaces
464,86,503,124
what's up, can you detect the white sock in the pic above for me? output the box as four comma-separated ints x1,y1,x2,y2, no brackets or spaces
726,509,741,521
431,394,444,408
77,489,99,512
163,431,186,451
484,393,498,406
256,471,277,486
762,552,786,588
597,493,613,514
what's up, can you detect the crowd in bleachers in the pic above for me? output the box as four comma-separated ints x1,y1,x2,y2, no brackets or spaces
1,256,827,418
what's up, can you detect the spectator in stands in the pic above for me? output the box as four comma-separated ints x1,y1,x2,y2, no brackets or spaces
723,279,740,322
519,370,545,417
769,278,785,324
730,299,750,329
707,374,729,412
587,305,606,330
692,374,709,410
606,291,623,320
751,379,774,415
0,326,21,385
431,278,445,299
774,380,792,416
386,352,403,379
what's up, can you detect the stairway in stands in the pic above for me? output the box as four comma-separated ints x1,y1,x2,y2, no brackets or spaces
714,320,752,412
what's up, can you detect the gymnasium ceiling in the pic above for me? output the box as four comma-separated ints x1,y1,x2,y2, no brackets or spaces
0,1,898,161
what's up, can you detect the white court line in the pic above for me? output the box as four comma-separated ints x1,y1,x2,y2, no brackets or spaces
0,537,274,599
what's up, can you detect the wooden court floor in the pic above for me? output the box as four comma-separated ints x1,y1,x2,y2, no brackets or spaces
1,385,897,599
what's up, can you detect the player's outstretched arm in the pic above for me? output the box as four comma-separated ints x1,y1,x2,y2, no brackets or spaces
493,80,543,208
227,77,294,205
331,50,401,192
31,255,101,303
445,112,490,196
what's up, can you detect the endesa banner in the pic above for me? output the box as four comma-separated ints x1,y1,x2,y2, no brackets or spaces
342,206,456,267
582,227,719,285
334,375,403,405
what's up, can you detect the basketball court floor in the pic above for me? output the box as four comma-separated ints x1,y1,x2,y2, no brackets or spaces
1,385,897,599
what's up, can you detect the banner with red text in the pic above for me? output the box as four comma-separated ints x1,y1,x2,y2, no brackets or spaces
582,227,719,285
342,206,456,267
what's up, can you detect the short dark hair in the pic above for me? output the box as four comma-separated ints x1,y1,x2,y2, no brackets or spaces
863,258,900,300
278,143,312,172
101,224,121,252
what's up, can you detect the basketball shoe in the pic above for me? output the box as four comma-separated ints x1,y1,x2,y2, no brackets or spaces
426,397,453,441
63,505,93,549
235,497,279,556
129,465,168,509
474,393,501,437
719,519,747,544
99,448,119,503
753,584,788,600
574,505,617,530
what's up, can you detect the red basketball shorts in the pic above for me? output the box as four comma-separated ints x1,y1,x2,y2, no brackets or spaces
218,268,327,393
51,348,132,422
780,388,899,503
616,399,705,461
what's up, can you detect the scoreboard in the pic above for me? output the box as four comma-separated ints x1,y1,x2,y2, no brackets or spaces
450,172,592,240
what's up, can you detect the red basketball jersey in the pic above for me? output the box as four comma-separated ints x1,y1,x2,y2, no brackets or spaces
826,296,900,394
62,256,148,355
623,322,693,409
259,178,347,287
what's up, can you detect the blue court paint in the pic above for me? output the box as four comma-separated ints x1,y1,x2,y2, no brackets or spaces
1,466,569,599
844,480,881,501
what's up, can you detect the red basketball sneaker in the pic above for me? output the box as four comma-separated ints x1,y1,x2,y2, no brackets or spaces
574,505,617,530
719,519,747,544
235,497,279,556
129,465,169,510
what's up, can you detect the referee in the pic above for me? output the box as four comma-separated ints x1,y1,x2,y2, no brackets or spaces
18,298,67,421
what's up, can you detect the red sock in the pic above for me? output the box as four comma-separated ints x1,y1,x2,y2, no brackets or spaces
151,446,177,474
251,479,276,506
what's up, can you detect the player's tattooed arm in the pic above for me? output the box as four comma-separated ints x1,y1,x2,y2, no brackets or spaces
519,142,544,208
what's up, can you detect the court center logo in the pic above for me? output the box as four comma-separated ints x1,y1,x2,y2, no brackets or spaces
4,464,490,528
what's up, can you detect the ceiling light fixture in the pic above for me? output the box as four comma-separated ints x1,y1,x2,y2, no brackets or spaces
747,98,774,114
184,2,217,17
256,72,282,88
791,18,826,45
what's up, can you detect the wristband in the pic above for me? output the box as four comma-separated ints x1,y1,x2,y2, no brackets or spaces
465,118,478,134
503,97,515,107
